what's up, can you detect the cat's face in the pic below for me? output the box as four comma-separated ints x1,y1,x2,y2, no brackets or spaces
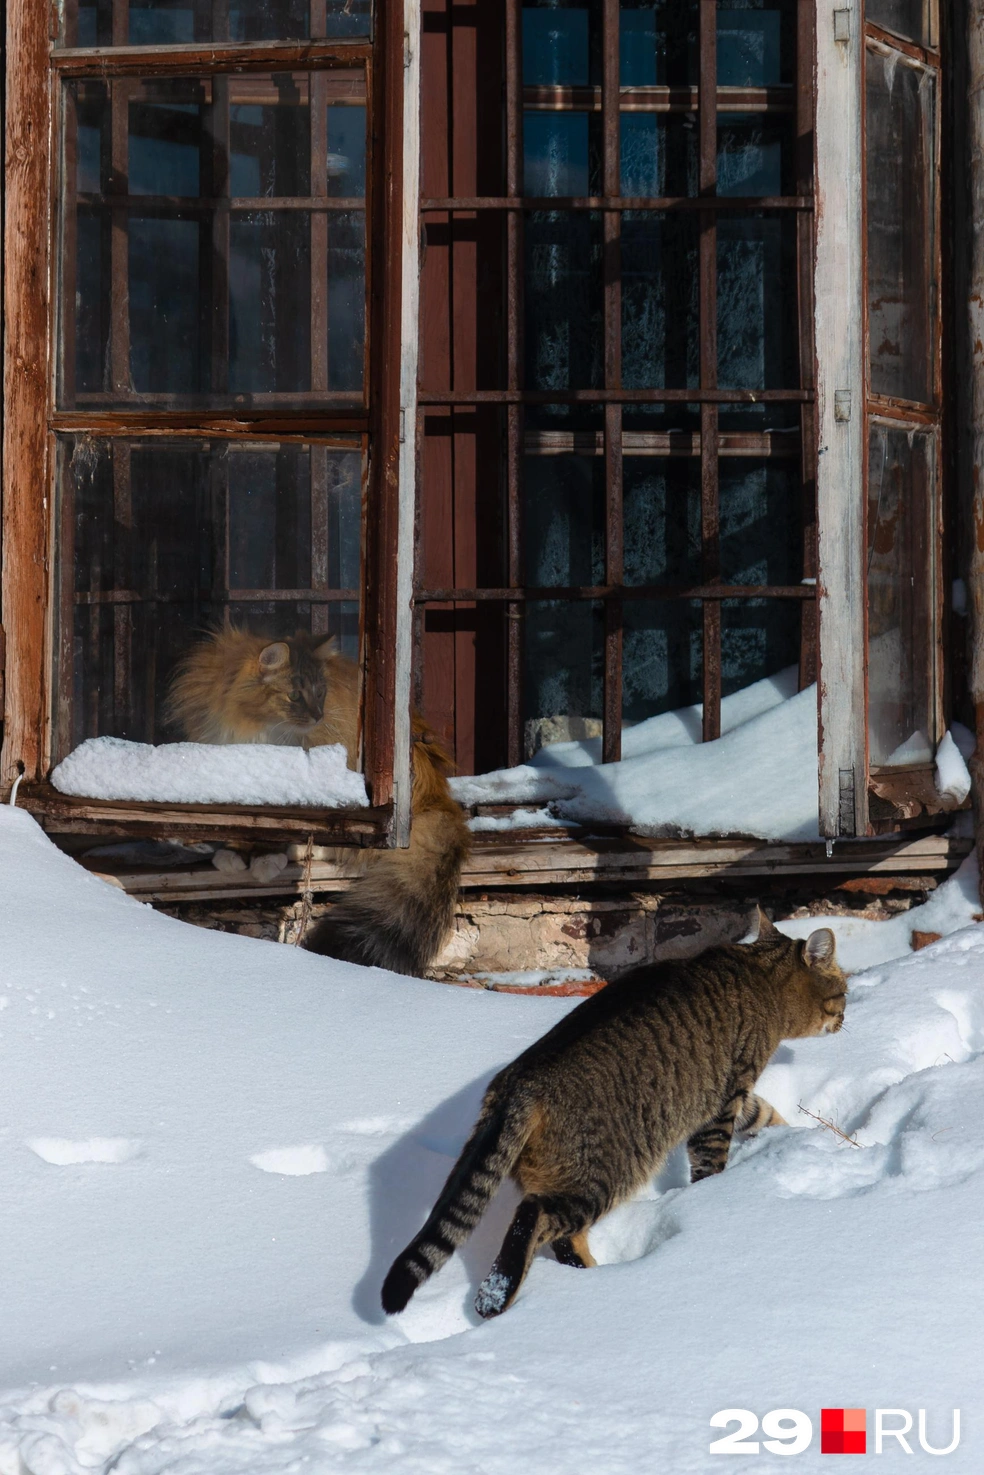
253,635,333,733
788,929,848,1037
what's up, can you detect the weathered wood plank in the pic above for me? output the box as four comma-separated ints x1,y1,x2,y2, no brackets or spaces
1,0,52,795
815,0,867,836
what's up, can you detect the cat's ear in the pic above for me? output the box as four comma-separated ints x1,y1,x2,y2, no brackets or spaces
313,637,339,661
258,641,290,673
803,928,836,968
754,905,780,941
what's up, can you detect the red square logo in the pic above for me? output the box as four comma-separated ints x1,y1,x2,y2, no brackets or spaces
821,1409,867,1454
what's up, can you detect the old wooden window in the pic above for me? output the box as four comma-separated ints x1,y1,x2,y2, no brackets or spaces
815,0,943,835
51,12,371,763
415,0,816,775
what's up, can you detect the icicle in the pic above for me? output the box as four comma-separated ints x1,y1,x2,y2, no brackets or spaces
8,773,24,807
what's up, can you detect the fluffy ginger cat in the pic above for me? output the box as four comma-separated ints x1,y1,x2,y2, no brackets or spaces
168,628,471,975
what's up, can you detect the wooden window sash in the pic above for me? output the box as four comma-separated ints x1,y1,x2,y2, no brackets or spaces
2,0,403,838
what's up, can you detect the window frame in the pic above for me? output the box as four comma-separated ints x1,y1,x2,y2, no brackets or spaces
815,0,944,837
1,0,409,840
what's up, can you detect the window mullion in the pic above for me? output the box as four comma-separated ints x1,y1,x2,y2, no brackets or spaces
816,0,866,837
310,72,330,395
699,0,721,743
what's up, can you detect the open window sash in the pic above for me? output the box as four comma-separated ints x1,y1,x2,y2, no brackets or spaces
816,0,942,837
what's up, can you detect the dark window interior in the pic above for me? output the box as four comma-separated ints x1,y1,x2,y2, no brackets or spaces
416,0,816,772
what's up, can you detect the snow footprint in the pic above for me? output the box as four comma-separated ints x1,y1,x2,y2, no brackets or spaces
26,1137,142,1166
250,1144,330,1176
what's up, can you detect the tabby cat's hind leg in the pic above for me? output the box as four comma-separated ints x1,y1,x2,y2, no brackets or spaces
735,1093,788,1135
475,1194,596,1317
553,1231,597,1269
475,1198,544,1319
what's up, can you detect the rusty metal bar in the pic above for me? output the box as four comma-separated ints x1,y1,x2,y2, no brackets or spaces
414,584,817,603
505,0,524,767
418,387,813,404
601,0,622,763
519,83,795,112
419,195,814,211
699,0,720,742
53,42,374,75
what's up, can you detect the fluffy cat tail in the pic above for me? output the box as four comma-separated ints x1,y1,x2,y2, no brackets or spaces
304,736,470,976
381,1094,531,1315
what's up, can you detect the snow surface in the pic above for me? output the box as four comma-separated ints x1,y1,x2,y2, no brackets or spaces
452,670,975,842
51,737,368,809
452,680,823,838
2,808,983,1472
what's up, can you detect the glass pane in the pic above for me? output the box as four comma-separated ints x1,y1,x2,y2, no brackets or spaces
524,601,604,756
867,424,937,766
623,457,701,585
523,0,600,85
623,600,703,722
716,113,792,196
719,458,801,584
56,437,363,753
717,213,797,390
524,112,601,196
524,454,605,587
62,0,370,48
865,0,931,46
620,115,697,196
717,0,795,86
619,1,697,87
622,213,699,389
866,49,936,404
721,599,800,696
525,211,603,425
60,73,367,410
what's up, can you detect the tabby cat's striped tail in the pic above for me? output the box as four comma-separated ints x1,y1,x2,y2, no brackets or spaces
381,1095,530,1315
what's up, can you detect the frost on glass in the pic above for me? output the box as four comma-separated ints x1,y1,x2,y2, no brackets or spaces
866,49,935,405
523,457,604,754
61,74,367,409
62,0,370,48
58,438,362,751
523,0,600,85
716,0,794,86
716,114,790,197
622,459,702,723
524,212,603,427
719,459,800,586
622,214,699,391
619,1,697,86
867,425,937,767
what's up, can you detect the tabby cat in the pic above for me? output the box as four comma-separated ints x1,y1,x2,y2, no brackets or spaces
168,628,471,975
382,913,846,1319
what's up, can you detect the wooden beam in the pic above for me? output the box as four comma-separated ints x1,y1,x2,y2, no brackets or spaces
815,0,867,836
1,0,52,794
966,0,984,901
65,831,973,903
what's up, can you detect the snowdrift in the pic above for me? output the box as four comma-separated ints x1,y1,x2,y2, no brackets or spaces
1,808,983,1473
